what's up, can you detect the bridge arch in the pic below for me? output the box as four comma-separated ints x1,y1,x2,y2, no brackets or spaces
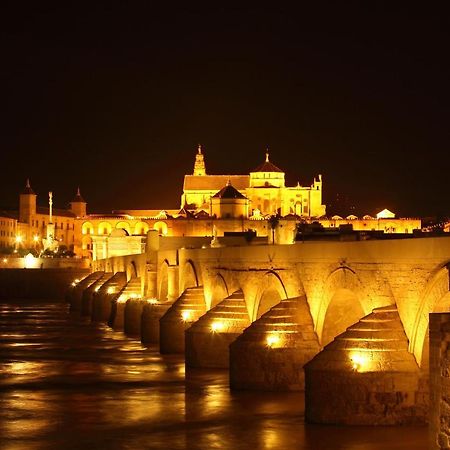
253,270,288,321
411,263,450,367
182,259,199,291
316,266,368,346
158,259,170,301
126,260,138,281
207,273,229,309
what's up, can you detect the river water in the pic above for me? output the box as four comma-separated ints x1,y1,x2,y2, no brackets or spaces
0,301,427,450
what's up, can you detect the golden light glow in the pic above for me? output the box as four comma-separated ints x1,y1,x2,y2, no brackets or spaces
181,310,192,322
129,293,138,299
94,286,100,292
24,253,35,268
2,258,7,263
147,298,158,305
350,351,369,372
211,321,225,332
15,235,22,244
266,333,281,348
33,235,39,242
107,287,115,294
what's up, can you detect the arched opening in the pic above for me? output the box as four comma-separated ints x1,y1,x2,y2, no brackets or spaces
127,261,138,281
154,221,168,236
210,273,229,309
421,291,450,371
254,271,287,320
82,221,94,235
134,222,149,235
158,261,169,302
115,221,131,235
256,287,282,319
321,288,364,346
98,222,112,235
412,264,450,367
183,260,199,291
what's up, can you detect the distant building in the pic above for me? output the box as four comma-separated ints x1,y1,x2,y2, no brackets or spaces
4,147,422,259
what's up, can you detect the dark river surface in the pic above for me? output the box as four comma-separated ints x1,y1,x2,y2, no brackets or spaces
0,301,427,450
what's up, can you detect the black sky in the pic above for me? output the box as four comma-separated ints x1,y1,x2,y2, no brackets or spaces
1,3,449,217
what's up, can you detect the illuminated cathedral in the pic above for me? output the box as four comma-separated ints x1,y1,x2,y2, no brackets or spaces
0,146,423,261
182,146,326,218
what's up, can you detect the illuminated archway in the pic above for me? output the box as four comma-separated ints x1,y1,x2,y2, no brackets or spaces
158,260,169,302
82,221,94,235
316,267,367,346
126,260,138,281
209,273,229,309
321,288,364,346
182,259,199,291
98,222,112,235
411,264,450,367
134,222,149,235
81,235,92,251
154,221,168,236
254,271,288,320
115,221,131,235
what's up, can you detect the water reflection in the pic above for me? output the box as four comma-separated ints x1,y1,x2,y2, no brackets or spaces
0,301,427,450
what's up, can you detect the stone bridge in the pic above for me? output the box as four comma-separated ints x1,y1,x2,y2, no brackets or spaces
69,234,450,425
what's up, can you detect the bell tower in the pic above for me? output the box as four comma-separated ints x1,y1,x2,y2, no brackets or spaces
69,187,87,217
19,179,36,224
193,144,206,176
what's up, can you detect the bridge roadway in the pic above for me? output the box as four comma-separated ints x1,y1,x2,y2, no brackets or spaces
69,234,450,425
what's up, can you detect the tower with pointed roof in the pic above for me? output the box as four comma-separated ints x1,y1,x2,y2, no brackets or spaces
193,144,206,176
19,179,37,223
70,187,87,217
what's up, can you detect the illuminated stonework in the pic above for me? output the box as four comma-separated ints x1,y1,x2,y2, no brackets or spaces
182,148,326,217
305,306,427,425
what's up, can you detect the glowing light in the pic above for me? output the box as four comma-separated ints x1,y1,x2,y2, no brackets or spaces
350,352,369,372
74,279,80,284
2,258,7,263
211,321,225,332
181,310,192,322
24,253,35,269
15,235,22,244
107,287,115,294
33,235,39,242
147,298,158,305
266,334,281,348
129,293,138,299
94,286,100,292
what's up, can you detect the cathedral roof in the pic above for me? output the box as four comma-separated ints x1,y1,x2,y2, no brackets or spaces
251,152,283,173
21,179,36,195
184,175,249,191
212,182,248,200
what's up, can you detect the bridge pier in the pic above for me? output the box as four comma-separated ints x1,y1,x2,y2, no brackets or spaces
124,298,145,336
230,296,321,390
69,272,104,311
81,273,113,317
159,287,206,353
141,302,171,344
305,306,428,425
92,272,127,322
185,290,250,368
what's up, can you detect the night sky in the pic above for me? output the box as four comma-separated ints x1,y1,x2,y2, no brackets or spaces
1,4,449,217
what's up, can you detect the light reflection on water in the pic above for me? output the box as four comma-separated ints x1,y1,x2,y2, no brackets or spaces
0,301,427,450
